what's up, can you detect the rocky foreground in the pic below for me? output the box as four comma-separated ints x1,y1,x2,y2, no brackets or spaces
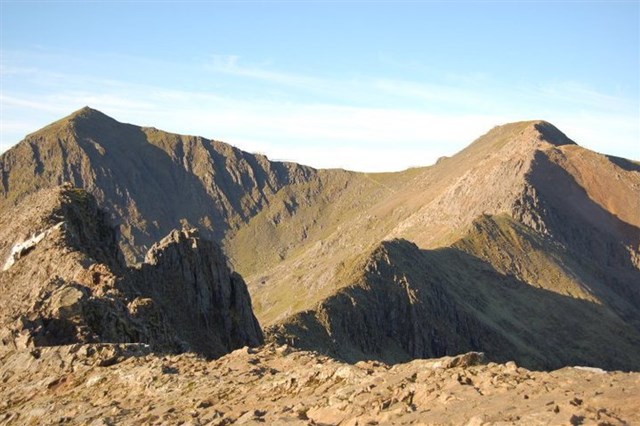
1,344,638,426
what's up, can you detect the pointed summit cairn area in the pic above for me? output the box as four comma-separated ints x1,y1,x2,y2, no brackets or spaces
1,108,639,424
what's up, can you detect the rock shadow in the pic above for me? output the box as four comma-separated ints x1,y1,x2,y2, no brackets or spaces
605,155,640,173
71,116,224,256
526,150,640,328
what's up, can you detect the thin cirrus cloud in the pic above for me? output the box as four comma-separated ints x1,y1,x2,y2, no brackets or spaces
207,55,319,88
207,54,492,109
1,54,638,171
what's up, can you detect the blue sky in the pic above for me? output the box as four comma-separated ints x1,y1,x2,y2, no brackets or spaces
1,1,638,171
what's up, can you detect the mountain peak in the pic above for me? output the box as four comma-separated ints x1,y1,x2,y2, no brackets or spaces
531,120,577,147
493,119,577,147
64,106,114,124
467,119,578,156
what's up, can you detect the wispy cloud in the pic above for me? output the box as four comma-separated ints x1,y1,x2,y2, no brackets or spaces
1,51,638,170
205,55,635,116
0,95,64,113
372,78,491,109
207,55,320,88
529,81,636,112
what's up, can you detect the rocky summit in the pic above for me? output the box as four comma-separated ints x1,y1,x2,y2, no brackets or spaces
1,108,639,424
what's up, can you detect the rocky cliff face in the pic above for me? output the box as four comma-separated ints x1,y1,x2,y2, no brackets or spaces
267,233,640,371
0,186,262,358
134,229,263,358
267,239,514,364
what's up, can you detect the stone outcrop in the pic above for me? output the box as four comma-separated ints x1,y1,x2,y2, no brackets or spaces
0,186,263,358
133,229,263,358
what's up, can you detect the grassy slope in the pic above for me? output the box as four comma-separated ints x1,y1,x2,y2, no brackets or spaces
228,120,583,326
229,119,640,369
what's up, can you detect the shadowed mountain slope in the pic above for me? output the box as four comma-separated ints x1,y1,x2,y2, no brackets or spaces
0,107,351,261
267,216,640,370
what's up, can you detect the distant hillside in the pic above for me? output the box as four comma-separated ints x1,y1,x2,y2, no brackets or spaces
259,120,640,370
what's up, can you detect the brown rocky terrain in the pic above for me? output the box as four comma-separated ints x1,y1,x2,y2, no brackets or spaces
1,344,638,425
0,185,262,358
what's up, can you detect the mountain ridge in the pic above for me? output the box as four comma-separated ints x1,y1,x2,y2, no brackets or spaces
1,108,638,371
1,107,329,261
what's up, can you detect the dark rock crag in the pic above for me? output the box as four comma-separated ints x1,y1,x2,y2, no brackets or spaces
0,186,263,357
267,233,640,371
134,229,263,358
